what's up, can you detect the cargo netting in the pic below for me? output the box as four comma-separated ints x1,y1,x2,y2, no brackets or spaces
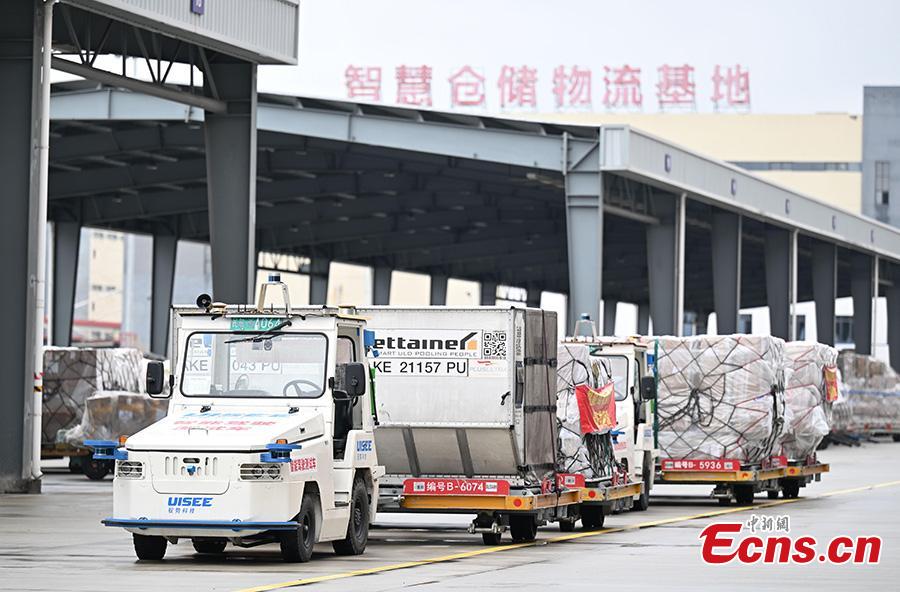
42,347,144,447
781,342,837,459
58,390,169,446
556,343,617,480
655,335,787,465
833,352,900,435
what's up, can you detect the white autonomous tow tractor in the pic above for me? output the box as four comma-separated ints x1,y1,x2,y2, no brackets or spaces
86,275,383,562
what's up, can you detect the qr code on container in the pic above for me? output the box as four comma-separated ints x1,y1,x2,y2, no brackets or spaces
482,331,507,359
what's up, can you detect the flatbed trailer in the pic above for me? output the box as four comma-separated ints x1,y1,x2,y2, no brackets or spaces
382,474,642,543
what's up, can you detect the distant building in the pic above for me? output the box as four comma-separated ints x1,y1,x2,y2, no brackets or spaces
862,87,900,226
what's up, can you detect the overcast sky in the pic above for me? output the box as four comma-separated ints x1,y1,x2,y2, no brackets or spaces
255,0,900,114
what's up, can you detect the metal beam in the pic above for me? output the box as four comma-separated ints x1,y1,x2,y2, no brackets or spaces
430,274,448,305
204,61,257,304
565,141,603,332
309,256,330,305
52,221,80,346
372,266,391,305
711,210,741,334
888,280,900,373
811,241,837,346
646,193,685,336
51,57,227,113
764,226,796,340
603,300,617,335
480,281,497,306
150,234,177,356
850,252,874,355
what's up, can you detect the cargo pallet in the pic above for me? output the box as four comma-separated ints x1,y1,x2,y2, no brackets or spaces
655,458,827,505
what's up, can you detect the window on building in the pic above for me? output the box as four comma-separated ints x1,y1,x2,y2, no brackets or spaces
835,316,853,344
875,161,890,205
795,315,806,341
738,314,753,334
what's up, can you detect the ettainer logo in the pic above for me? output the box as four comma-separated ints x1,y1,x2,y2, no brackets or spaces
699,517,881,565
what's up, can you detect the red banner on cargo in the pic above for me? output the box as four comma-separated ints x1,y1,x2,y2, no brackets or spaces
575,382,617,434
661,459,740,471
402,478,510,496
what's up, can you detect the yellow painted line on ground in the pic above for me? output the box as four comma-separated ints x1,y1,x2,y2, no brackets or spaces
234,479,900,592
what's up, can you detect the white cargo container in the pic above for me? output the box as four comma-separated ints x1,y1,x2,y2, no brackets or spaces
358,306,577,544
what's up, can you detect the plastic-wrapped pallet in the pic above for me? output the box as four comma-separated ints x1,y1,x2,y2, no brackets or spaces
58,391,169,446
655,334,786,464
42,347,144,446
836,352,900,434
781,342,837,459
556,343,616,480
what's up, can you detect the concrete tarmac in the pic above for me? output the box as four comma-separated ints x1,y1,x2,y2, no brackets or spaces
1,440,898,591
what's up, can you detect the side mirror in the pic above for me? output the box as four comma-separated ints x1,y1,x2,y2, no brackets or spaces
640,375,657,401
335,362,367,398
146,361,169,398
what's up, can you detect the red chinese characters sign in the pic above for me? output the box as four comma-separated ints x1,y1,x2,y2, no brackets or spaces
575,382,617,435
342,63,751,112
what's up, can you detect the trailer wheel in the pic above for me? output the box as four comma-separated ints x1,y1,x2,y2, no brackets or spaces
509,515,538,542
580,506,605,529
280,494,317,562
133,534,167,560
332,479,369,556
782,480,800,499
633,456,652,512
717,497,731,506
766,490,779,500
192,539,227,554
893,434,900,442
734,485,755,506
83,459,111,481
559,519,576,532
482,532,502,545
68,456,84,474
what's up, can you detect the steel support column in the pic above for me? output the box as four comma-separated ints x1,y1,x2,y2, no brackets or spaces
811,241,837,346
0,0,41,493
637,303,650,335
204,61,258,304
52,221,80,346
309,258,330,305
373,266,392,305
430,274,448,305
850,252,874,355
646,193,685,336
480,281,497,306
565,147,603,332
151,234,178,356
527,289,542,309
764,226,797,341
711,210,741,334
603,300,617,335
888,281,900,373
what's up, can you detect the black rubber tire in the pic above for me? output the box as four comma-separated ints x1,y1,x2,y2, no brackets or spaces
718,497,731,506
893,434,900,443
482,532,502,545
332,479,369,556
133,534,167,560
192,539,227,554
559,519,576,532
509,515,538,542
734,485,755,506
632,458,652,512
581,505,605,529
280,494,317,563
782,480,801,499
68,456,85,474
83,459,111,481
767,490,779,500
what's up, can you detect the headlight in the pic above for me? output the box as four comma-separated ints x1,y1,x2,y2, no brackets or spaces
116,461,144,479
240,463,283,481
